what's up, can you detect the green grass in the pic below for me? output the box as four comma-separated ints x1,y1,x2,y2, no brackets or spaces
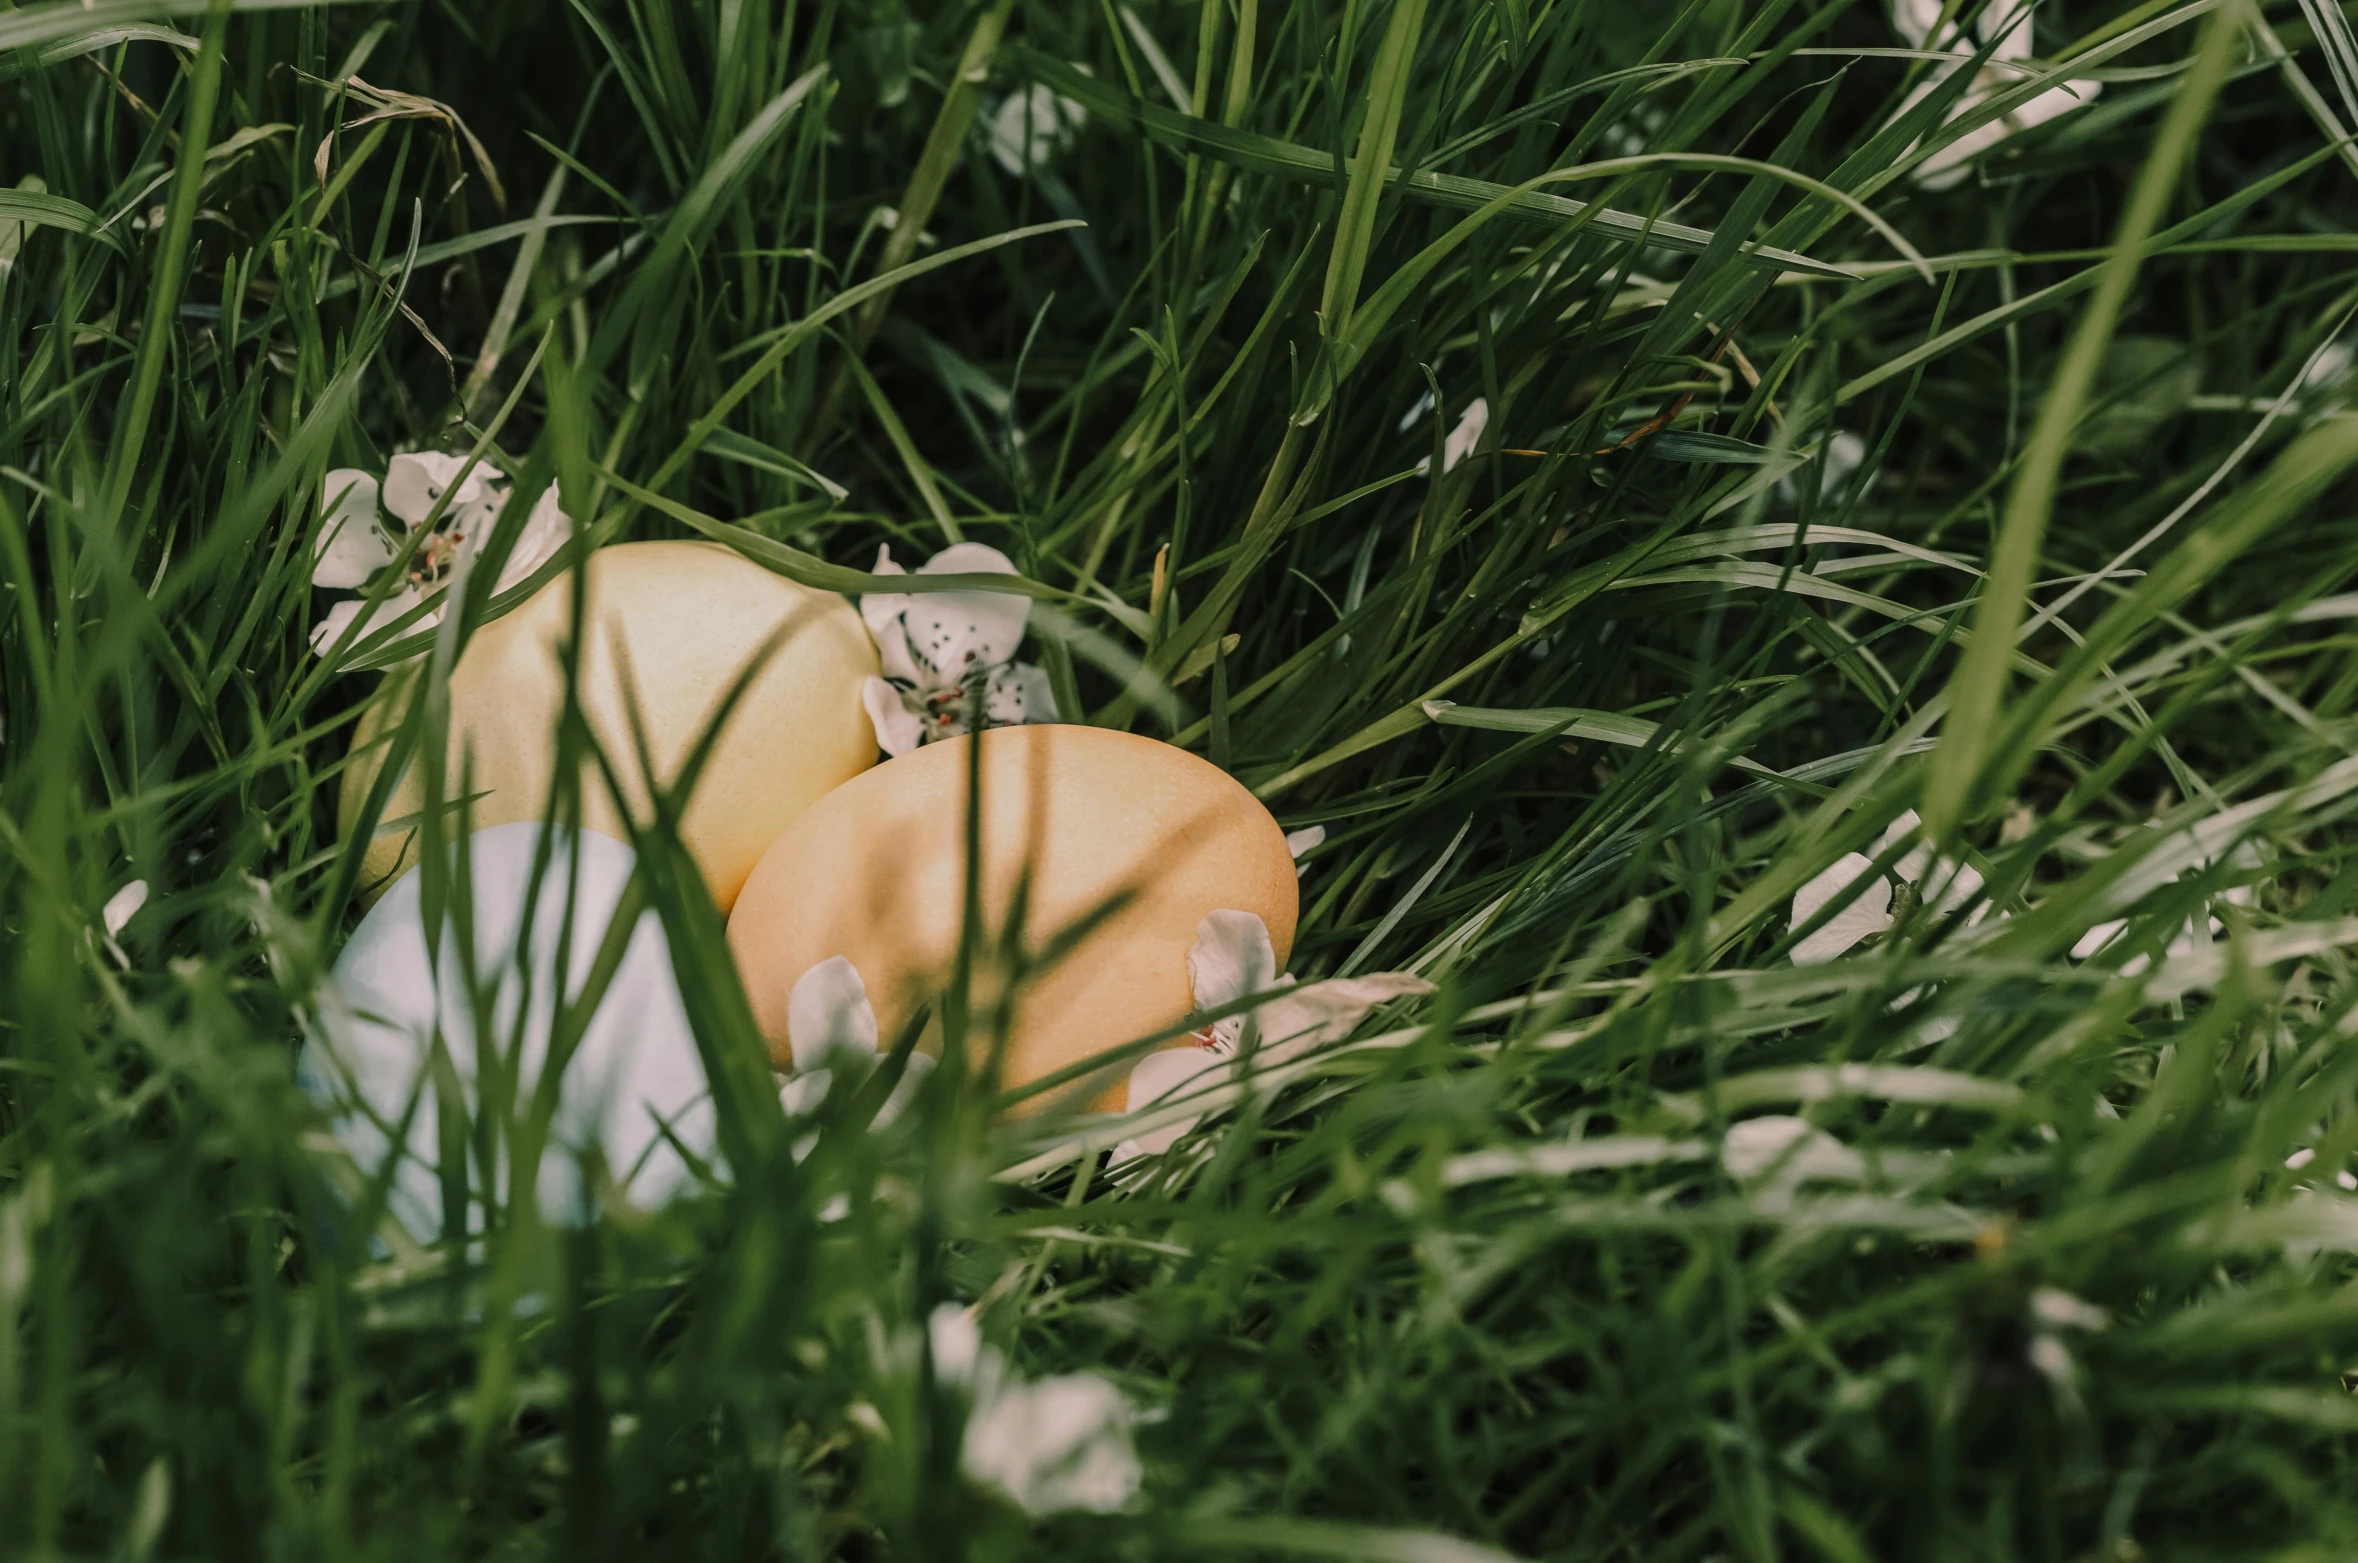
14,0,2358,1555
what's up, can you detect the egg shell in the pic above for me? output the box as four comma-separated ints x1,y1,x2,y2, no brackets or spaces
298,823,714,1239
726,724,1298,1112
340,541,879,911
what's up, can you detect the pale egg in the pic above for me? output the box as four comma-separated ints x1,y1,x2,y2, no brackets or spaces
339,541,878,910
726,724,1298,1112
298,823,716,1239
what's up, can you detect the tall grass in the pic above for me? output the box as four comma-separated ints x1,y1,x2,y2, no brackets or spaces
10,0,2358,1555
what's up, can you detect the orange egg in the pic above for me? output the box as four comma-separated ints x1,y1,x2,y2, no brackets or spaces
726,725,1298,1112
340,541,879,910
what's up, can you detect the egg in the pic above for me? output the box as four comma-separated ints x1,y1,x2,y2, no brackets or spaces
298,824,716,1239
339,541,878,910
727,724,1298,1112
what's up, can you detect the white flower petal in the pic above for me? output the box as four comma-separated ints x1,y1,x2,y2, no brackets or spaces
1920,859,1986,924
102,879,149,938
313,469,396,588
1285,825,1326,861
1888,0,1953,48
859,544,916,668
780,1067,833,1120
1441,397,1489,473
1722,1115,1863,1184
492,485,571,593
1977,0,2036,61
1114,1046,1232,1159
894,542,1033,680
381,451,494,527
961,1372,1141,1515
929,1305,995,1393
297,824,708,1240
862,677,927,757
787,955,880,1072
309,588,432,659
1791,852,1893,963
984,660,1058,728
1250,971,1434,1065
1186,909,1278,1013
985,85,1086,176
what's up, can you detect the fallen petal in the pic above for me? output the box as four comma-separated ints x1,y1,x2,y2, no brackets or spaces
382,451,493,527
787,955,881,1072
1186,909,1278,1012
1114,1047,1233,1159
862,677,926,757
1791,852,1894,963
1251,971,1433,1064
102,879,149,938
313,469,397,588
962,1372,1141,1515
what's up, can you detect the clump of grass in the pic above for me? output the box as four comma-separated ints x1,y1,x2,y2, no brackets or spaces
12,0,2358,1556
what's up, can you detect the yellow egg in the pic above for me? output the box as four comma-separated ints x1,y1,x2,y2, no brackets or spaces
726,725,1298,1112
340,540,879,910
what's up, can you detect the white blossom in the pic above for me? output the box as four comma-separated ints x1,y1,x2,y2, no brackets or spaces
985,85,1087,177
1889,0,2102,189
858,542,1059,755
1111,909,1432,1162
2066,847,2261,974
1790,808,1985,964
778,914,1428,1168
925,1306,1142,1515
1413,397,1490,475
774,955,932,1125
102,879,149,938
309,453,573,659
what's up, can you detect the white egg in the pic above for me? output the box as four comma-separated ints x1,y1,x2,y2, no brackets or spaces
298,823,717,1240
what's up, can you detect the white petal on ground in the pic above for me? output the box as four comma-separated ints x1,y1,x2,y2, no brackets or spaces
1113,968,1433,1163
985,84,1086,176
1887,0,2103,190
787,955,880,1072
961,1371,1142,1515
380,451,493,528
1722,1115,1864,1185
296,824,712,1241
102,879,149,938
928,1305,995,1394
1112,1046,1233,1161
307,588,433,658
313,469,397,588
1250,971,1435,1066
1442,397,1489,473
1186,909,1279,1014
861,676,927,757
1791,852,1894,963
1285,825,1326,860
2031,1286,2110,1332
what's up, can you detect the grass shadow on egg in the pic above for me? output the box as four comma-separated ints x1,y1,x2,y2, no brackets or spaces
337,541,881,914
728,724,1300,1116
